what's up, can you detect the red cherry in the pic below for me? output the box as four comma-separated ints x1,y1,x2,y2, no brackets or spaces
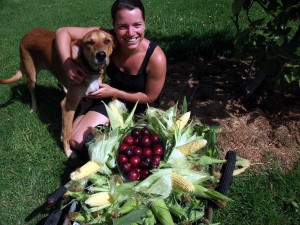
118,154,128,164
140,156,152,168
140,127,150,136
140,169,150,179
142,147,152,157
131,128,141,138
152,155,161,164
140,135,152,147
133,146,143,156
121,163,132,173
127,169,140,181
124,147,134,157
135,167,141,173
153,144,164,156
129,156,141,167
134,137,141,145
150,163,159,169
119,143,129,153
123,135,135,146
150,133,161,144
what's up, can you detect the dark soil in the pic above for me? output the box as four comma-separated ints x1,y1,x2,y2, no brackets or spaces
159,56,300,172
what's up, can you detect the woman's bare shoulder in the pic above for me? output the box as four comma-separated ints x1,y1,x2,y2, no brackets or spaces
151,44,167,66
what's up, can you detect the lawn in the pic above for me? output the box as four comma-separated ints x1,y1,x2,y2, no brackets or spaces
0,0,299,224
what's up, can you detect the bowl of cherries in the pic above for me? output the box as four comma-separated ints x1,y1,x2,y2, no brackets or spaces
117,126,165,181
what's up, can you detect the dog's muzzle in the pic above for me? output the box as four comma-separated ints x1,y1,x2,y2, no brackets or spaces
96,51,107,64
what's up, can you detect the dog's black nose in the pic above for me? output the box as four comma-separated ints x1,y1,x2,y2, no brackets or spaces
96,51,106,61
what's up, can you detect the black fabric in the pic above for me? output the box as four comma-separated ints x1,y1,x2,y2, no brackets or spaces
87,41,159,116
107,41,157,92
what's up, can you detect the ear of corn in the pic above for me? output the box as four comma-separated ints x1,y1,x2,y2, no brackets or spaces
168,202,188,220
85,192,113,207
70,160,101,180
177,139,207,155
108,102,124,127
119,199,141,215
150,199,174,225
175,111,191,131
143,209,156,225
67,212,88,223
171,172,195,193
193,184,231,202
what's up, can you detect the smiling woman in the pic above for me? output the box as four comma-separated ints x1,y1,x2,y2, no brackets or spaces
55,0,167,154
113,8,146,50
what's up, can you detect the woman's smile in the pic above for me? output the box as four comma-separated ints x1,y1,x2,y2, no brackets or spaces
114,8,145,49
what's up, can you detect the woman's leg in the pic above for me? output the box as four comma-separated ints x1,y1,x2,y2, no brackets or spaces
70,111,109,150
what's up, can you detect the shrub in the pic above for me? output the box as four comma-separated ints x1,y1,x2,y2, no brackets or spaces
232,0,300,87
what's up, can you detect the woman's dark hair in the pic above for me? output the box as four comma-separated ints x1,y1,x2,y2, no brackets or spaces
111,0,145,24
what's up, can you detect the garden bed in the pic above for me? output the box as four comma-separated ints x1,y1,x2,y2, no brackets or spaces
160,56,300,171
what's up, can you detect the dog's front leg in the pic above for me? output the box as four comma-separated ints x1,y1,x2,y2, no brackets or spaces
61,97,74,157
61,90,82,157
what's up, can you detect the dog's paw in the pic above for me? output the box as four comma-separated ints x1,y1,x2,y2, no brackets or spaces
65,149,75,158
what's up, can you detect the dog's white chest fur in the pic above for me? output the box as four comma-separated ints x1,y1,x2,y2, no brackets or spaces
86,78,100,95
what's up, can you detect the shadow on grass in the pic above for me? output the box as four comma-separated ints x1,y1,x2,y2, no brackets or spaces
148,29,235,60
0,83,65,144
0,84,88,223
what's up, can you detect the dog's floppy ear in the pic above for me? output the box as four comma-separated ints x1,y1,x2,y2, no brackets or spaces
100,28,117,49
71,40,82,60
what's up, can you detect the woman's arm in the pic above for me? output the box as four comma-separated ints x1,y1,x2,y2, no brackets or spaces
143,46,167,103
55,26,100,83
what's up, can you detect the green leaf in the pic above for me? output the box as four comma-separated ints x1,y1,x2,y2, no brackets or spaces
124,101,138,128
89,133,119,175
168,202,188,220
115,181,138,196
173,168,211,183
193,185,231,202
112,205,149,225
134,169,173,198
88,173,108,186
205,189,232,202
188,210,205,222
198,156,225,165
65,191,88,201
182,96,188,113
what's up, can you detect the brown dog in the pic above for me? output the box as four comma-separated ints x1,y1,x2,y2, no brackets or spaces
0,27,114,157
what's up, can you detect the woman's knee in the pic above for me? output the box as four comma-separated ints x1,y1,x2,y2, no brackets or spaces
70,111,109,150
69,136,84,151
69,129,88,151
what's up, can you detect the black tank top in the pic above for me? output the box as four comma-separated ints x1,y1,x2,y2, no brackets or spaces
106,41,159,114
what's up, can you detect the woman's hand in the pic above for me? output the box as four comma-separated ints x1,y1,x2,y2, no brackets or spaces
64,58,87,84
87,83,115,99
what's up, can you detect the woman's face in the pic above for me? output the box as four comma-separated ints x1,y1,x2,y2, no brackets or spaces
113,8,145,50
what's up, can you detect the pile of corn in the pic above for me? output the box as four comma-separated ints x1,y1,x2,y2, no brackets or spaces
58,100,247,225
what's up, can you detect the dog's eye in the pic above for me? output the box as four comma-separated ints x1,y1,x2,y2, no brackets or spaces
86,40,95,45
104,39,111,45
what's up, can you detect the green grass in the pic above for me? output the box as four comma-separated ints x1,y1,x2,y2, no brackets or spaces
0,0,299,224
214,165,300,225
